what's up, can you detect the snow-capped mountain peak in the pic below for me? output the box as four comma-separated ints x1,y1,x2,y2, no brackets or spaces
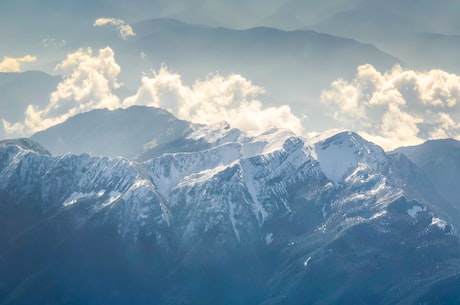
1,108,459,305
312,131,387,183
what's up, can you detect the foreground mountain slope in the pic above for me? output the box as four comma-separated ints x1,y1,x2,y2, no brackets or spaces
2,111,460,304
0,107,460,304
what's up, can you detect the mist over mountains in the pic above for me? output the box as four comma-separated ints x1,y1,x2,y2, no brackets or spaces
2,1,460,304
3,0,460,78
1,18,399,135
2,1,460,146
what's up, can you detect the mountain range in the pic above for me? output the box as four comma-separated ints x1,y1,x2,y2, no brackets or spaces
3,0,460,74
3,1,460,124
1,106,460,304
118,18,398,108
2,1,460,303
4,3,460,139
0,18,400,138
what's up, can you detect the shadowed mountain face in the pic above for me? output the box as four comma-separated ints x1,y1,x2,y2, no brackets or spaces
2,0,459,34
0,18,400,139
120,19,398,115
393,139,460,230
2,107,460,304
30,106,193,159
2,1,459,88
2,2,460,302
304,0,460,73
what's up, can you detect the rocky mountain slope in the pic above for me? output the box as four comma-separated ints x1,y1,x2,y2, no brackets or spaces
1,108,460,304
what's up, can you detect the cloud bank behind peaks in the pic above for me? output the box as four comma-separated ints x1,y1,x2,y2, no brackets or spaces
322,64,460,150
93,18,136,40
123,67,303,135
0,55,37,72
2,47,122,136
2,47,302,138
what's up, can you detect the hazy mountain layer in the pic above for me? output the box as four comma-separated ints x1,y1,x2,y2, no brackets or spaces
393,139,460,230
118,19,399,115
30,106,193,159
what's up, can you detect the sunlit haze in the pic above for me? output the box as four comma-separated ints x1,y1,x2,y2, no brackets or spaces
2,0,460,150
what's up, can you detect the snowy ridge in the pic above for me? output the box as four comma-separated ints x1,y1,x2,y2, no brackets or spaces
0,126,453,243
241,128,297,156
145,142,243,200
144,127,299,202
187,121,242,145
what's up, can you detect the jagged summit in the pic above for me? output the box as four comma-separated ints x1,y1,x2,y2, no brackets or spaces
2,107,460,305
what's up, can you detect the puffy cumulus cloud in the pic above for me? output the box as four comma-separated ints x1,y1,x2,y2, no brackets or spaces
0,55,37,72
3,49,302,138
93,18,136,40
321,64,460,150
2,47,122,137
123,67,303,135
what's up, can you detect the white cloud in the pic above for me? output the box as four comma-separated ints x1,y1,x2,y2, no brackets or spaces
93,18,136,40
2,47,122,137
321,64,460,150
3,48,302,138
123,66,303,135
0,55,37,72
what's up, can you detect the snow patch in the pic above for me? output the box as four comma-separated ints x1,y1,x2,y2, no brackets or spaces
307,129,347,144
149,143,242,198
371,210,387,219
228,200,240,242
321,204,327,218
314,133,358,182
130,179,152,189
431,217,448,230
242,165,268,225
265,233,273,245
188,121,241,144
407,205,425,218
102,191,122,207
178,164,231,187
63,191,100,206
244,128,296,156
